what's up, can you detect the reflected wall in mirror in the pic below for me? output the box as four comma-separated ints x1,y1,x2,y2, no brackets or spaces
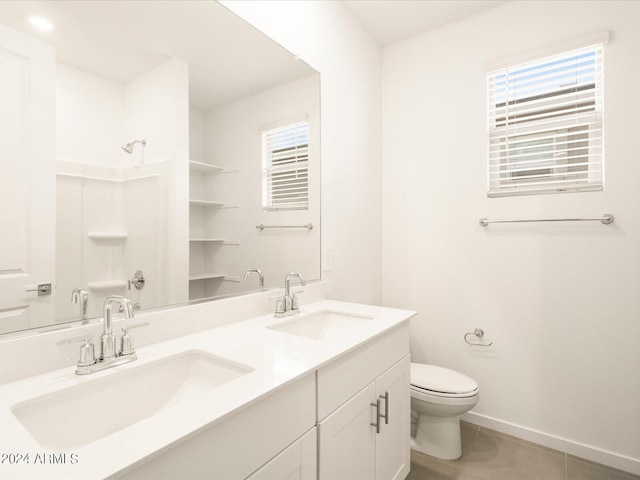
0,1,320,336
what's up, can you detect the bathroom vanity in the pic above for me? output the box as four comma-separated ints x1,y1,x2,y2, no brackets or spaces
0,292,414,480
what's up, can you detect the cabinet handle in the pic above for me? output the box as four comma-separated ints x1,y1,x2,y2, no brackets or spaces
370,399,381,434
379,391,389,425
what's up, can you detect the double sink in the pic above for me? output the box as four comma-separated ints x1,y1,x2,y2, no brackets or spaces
11,309,373,450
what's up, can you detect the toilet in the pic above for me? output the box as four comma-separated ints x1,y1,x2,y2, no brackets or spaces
410,363,479,460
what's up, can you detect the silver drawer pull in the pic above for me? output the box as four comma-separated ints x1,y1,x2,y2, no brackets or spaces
370,399,381,434
379,391,389,425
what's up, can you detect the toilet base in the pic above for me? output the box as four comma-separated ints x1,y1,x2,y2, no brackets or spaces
411,412,462,460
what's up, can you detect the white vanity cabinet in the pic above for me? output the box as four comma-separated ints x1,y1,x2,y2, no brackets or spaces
374,356,411,480
245,428,317,480
117,373,316,480
317,324,411,480
115,321,411,480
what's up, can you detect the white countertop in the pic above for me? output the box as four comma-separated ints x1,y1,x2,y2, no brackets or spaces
0,299,415,479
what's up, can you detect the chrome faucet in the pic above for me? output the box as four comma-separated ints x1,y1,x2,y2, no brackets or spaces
243,269,264,288
101,296,134,360
274,272,306,318
57,296,149,375
71,288,88,320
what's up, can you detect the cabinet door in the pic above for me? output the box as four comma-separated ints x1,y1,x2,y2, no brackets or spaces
246,428,316,480
375,355,410,480
120,374,315,480
318,382,376,480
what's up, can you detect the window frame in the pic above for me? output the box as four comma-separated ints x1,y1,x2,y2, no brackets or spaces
487,44,604,197
261,120,310,212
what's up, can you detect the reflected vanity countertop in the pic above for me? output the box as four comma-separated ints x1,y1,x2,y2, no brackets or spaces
0,299,416,479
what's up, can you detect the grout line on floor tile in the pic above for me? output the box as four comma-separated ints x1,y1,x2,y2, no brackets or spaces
476,424,566,458
568,456,640,480
465,423,481,457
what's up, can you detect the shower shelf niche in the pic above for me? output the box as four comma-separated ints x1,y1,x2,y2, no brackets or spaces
87,280,128,291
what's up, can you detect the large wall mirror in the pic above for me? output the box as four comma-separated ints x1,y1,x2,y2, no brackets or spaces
0,1,320,336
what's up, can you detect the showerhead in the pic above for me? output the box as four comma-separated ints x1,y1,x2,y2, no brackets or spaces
121,138,147,154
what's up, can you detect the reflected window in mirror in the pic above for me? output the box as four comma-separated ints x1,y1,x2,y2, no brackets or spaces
261,120,310,211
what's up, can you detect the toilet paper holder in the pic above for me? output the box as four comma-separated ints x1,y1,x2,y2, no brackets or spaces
464,328,493,347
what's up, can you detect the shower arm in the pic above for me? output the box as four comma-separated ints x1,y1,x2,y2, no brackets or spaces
121,138,147,154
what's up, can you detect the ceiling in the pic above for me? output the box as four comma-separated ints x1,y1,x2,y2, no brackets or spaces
0,0,511,108
341,0,509,47
0,1,314,112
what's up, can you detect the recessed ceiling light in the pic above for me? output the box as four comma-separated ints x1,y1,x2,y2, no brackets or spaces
28,16,54,32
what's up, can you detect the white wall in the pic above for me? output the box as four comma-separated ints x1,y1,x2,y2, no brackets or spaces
199,74,320,296
56,63,125,166
382,0,640,473
125,58,190,304
220,0,383,304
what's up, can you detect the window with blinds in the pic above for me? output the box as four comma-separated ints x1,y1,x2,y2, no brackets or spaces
262,121,309,211
487,44,604,197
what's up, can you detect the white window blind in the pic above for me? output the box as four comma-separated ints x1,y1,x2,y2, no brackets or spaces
262,121,309,211
487,44,604,197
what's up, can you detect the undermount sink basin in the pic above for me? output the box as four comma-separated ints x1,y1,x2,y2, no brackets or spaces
12,350,253,450
268,309,374,340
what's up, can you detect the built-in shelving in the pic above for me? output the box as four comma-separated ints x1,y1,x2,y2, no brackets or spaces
188,272,225,281
189,239,240,247
88,232,128,241
189,199,225,207
189,238,225,243
188,157,239,299
189,160,238,175
189,161,225,173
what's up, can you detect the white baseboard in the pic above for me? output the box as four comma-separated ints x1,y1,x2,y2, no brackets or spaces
462,411,640,477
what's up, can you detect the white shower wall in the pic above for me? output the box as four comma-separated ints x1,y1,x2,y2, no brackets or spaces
124,58,190,305
382,0,640,473
55,59,188,321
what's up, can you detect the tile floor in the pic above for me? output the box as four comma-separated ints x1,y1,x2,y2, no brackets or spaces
407,422,640,480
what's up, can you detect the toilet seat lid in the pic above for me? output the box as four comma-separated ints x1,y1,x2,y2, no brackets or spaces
410,363,478,395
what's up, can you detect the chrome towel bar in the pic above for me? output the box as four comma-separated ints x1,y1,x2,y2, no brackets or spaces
256,223,313,230
479,213,614,227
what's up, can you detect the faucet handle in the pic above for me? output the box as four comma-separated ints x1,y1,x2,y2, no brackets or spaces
120,322,150,356
275,297,286,315
128,270,145,291
119,302,141,314
267,294,286,314
57,335,96,367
